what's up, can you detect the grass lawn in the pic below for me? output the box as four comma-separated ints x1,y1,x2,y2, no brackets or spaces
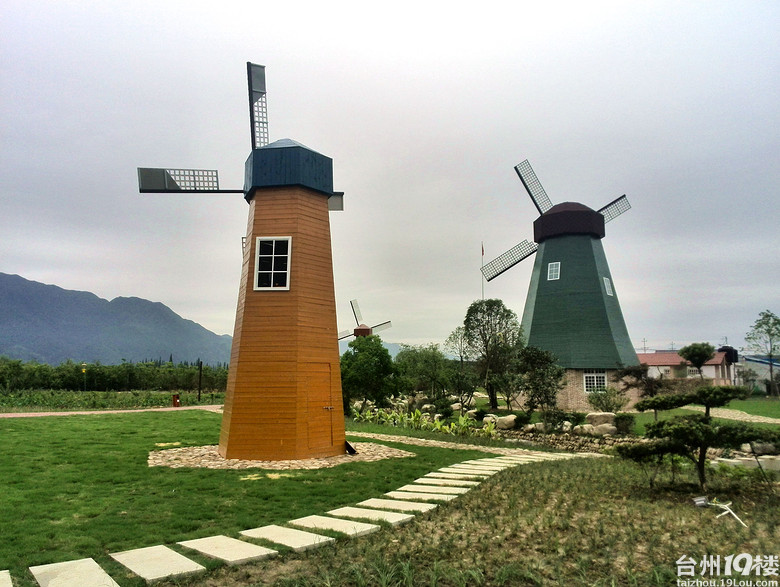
2,411,778,586
171,455,779,587
0,411,495,586
727,397,780,419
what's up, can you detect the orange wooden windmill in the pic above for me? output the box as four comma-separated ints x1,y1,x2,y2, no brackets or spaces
138,64,346,460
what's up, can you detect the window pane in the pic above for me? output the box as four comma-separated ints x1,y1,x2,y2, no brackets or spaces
257,257,273,271
547,262,560,280
274,240,288,255
272,272,287,287
257,273,272,288
273,257,288,271
258,240,274,255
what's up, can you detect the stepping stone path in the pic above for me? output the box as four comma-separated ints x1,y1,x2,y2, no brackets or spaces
178,535,277,565
15,440,590,585
29,558,119,587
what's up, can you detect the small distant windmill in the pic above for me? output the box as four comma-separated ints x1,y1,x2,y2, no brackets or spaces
482,159,638,370
338,299,392,339
137,63,346,461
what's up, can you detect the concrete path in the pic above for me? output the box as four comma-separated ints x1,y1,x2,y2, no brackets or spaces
686,405,780,424
10,437,592,585
0,405,223,419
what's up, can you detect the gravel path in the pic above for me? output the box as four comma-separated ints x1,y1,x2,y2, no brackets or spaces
685,405,780,424
0,405,223,418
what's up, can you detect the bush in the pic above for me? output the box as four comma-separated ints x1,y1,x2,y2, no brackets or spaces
512,411,532,427
614,413,635,435
564,411,587,427
587,386,629,413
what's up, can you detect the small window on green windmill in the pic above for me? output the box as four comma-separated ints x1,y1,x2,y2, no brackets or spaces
547,262,560,280
254,236,291,291
603,277,613,296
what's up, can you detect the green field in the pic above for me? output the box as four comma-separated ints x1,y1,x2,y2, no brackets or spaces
1,410,777,586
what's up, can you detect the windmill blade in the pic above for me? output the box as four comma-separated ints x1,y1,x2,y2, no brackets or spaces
337,329,353,340
350,299,363,325
371,321,392,334
137,167,242,193
515,160,554,215
247,62,269,149
481,240,538,282
598,195,631,223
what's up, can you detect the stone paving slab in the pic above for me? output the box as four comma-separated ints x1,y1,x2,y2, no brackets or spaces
29,558,120,587
443,464,500,472
328,506,414,526
384,490,457,501
289,515,380,537
460,461,511,469
400,484,471,495
0,571,11,587
443,466,501,475
437,467,493,476
178,535,277,565
426,470,489,480
110,545,205,582
415,476,480,486
240,525,335,552
357,497,438,513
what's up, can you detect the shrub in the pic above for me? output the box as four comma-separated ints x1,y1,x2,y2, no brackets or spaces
587,386,629,413
564,411,587,427
512,411,532,427
614,413,635,435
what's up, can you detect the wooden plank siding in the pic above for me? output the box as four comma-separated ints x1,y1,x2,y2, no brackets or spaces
218,186,346,460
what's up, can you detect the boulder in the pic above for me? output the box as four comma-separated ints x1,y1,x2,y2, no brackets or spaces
593,423,617,436
421,404,436,414
586,412,615,426
534,422,546,432
483,414,498,424
740,442,778,455
562,421,572,432
573,424,595,436
496,415,517,430
523,423,537,433
450,402,462,412
466,409,478,420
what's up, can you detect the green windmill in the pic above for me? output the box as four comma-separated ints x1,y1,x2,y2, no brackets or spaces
482,160,639,379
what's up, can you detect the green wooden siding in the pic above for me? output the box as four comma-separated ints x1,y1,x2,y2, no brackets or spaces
521,234,638,369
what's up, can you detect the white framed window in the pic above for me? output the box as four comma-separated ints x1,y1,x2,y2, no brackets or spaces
603,277,613,296
687,367,701,378
254,236,291,291
547,261,560,281
663,367,671,376
584,369,607,393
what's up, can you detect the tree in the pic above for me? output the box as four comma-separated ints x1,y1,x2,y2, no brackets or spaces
462,299,524,409
678,342,716,380
613,363,671,421
516,346,565,418
444,327,478,411
394,344,450,402
745,309,780,396
619,385,770,490
339,335,396,414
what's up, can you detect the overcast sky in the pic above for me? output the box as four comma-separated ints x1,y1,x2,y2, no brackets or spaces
2,1,778,354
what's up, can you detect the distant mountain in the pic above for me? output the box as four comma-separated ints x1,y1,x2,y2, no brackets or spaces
0,273,232,365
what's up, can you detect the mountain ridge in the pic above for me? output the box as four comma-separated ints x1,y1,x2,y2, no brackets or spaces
0,273,232,365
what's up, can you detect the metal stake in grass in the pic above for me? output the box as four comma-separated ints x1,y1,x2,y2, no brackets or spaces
693,496,747,528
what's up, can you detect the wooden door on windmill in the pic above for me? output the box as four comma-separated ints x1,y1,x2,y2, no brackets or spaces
304,363,335,450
